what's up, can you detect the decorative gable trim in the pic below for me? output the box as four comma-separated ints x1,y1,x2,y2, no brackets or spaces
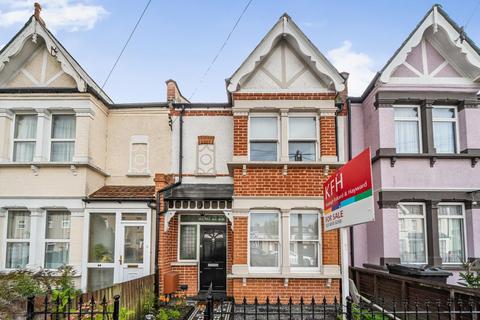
227,14,345,93
380,5,480,85
0,16,112,103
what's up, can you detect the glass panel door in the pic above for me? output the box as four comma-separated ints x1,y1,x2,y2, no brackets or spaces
120,223,147,282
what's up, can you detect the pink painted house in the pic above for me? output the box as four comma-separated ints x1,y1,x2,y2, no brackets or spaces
349,5,480,284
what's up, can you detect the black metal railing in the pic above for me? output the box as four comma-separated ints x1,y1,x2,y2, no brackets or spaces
26,294,120,320
204,293,480,320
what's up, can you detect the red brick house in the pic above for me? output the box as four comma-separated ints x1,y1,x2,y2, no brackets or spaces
156,14,349,302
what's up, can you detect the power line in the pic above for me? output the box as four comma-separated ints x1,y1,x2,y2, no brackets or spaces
102,0,153,89
464,0,480,30
188,0,254,100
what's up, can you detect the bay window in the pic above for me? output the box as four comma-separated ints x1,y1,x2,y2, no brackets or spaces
44,211,70,269
290,212,319,269
398,203,427,264
394,107,421,153
288,117,317,161
433,107,457,154
13,115,37,162
6,211,31,268
50,115,76,162
249,116,278,161
249,212,280,269
438,204,465,264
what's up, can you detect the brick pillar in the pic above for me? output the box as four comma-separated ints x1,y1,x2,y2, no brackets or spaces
154,173,175,294
320,115,337,161
233,115,248,157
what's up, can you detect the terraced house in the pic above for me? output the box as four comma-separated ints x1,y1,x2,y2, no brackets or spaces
350,5,480,284
155,14,349,301
0,8,171,291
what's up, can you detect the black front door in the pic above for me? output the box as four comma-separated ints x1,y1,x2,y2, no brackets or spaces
199,225,227,292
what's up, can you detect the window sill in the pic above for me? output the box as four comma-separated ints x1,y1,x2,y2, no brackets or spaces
0,161,109,176
126,172,151,177
227,160,345,174
228,273,341,279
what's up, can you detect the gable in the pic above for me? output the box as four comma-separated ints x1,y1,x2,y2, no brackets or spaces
227,14,345,93
242,38,329,91
0,16,112,103
1,38,76,88
380,5,480,87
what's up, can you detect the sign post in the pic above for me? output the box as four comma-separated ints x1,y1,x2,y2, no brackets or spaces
322,148,375,305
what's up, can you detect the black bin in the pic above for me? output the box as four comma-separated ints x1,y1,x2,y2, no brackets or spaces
387,264,452,283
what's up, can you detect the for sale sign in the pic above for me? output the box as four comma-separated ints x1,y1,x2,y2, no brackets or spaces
323,148,375,231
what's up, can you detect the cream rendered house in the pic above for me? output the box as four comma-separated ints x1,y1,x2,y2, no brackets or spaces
0,11,171,291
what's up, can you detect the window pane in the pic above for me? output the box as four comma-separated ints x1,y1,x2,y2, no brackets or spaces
45,243,69,269
6,243,29,268
124,226,144,263
51,142,75,162
180,225,197,260
438,205,463,216
52,115,76,139
14,115,37,139
7,211,30,239
290,242,318,267
87,268,114,291
289,117,316,139
394,107,418,118
290,214,319,240
288,142,316,161
438,217,465,263
250,241,278,267
250,117,277,139
46,212,70,239
398,204,424,216
88,213,116,263
433,122,456,153
399,217,426,263
250,142,277,161
250,213,279,240
395,120,419,153
433,108,455,119
13,142,35,162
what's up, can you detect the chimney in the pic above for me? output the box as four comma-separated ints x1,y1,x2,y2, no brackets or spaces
165,79,189,103
34,3,46,26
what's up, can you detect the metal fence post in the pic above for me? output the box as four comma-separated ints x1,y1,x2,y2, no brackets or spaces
346,296,353,320
113,295,120,320
204,285,213,320
26,296,35,320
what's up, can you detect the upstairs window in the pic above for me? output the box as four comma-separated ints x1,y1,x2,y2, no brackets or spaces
288,117,317,161
433,107,457,154
13,115,37,162
394,107,421,154
50,115,76,162
249,116,278,161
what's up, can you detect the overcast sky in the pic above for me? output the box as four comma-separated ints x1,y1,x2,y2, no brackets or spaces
0,0,479,102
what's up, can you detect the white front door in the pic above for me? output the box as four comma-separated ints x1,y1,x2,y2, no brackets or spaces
119,223,147,282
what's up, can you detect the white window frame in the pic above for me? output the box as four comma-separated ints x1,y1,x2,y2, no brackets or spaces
432,106,459,154
437,202,467,265
44,210,71,270
248,114,280,161
287,114,319,162
398,202,428,264
248,210,281,273
11,113,37,162
49,113,76,162
4,210,31,270
393,105,422,154
289,210,321,273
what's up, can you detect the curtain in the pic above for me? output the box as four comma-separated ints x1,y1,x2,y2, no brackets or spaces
289,117,316,139
433,122,455,153
7,211,31,239
14,115,37,139
44,243,69,269
250,117,277,139
6,243,29,268
46,212,71,239
51,142,75,162
52,115,75,139
13,142,35,162
395,121,419,153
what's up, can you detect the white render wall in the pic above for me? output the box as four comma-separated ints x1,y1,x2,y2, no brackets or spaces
171,114,233,184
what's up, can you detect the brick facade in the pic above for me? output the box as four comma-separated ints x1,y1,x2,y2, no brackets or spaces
320,116,337,156
233,116,248,156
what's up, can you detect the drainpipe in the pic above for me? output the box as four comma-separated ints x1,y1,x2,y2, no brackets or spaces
346,97,355,267
154,104,185,304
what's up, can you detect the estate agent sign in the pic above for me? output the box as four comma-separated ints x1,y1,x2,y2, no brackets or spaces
323,148,375,231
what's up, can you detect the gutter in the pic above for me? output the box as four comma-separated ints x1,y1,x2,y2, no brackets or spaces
153,104,185,303
347,97,355,267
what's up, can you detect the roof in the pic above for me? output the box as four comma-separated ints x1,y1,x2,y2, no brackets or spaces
355,4,480,102
87,185,155,201
164,184,233,200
